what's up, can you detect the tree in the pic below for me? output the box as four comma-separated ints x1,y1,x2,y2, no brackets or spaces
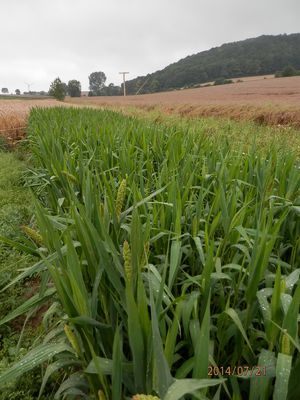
281,65,297,77
275,65,300,78
49,77,66,101
88,71,106,95
149,79,160,92
1,88,8,94
101,83,121,96
109,83,121,96
15,89,21,95
67,80,81,97
61,82,68,96
214,78,233,85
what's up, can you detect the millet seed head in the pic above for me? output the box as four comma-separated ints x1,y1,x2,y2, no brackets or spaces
116,178,127,220
123,240,132,281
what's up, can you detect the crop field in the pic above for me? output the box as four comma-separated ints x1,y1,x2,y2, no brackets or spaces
68,76,300,128
0,106,299,399
0,99,60,143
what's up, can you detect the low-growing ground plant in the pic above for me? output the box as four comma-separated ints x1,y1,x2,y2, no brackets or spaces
0,151,57,399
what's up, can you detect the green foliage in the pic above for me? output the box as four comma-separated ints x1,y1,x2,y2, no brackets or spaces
87,72,121,96
0,332,60,400
1,108,300,399
101,83,121,96
213,78,233,85
0,152,34,283
275,65,300,78
0,152,52,399
67,80,81,97
48,77,66,101
282,66,298,77
125,33,300,93
0,136,9,151
88,71,107,96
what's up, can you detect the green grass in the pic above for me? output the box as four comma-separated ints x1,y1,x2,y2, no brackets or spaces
0,151,33,294
0,107,299,399
0,151,53,400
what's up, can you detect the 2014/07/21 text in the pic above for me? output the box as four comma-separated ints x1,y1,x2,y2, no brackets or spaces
208,365,267,377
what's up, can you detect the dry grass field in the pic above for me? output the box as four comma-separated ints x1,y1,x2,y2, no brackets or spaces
0,99,59,143
68,76,300,127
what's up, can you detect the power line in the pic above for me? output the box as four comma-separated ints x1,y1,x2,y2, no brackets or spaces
135,76,151,95
24,82,34,92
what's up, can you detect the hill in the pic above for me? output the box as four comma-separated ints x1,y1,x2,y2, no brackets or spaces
125,33,300,94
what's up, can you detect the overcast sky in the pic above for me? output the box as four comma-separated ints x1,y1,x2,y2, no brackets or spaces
0,0,299,92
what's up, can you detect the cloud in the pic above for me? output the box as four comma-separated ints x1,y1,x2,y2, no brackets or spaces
0,0,299,91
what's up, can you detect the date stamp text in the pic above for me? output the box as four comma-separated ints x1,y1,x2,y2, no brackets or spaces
208,365,267,377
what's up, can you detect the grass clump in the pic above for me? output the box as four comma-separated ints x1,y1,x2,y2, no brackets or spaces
0,151,33,290
0,151,54,400
0,107,299,399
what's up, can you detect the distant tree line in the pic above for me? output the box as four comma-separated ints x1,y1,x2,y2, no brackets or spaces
48,72,122,100
48,78,82,100
1,87,50,96
124,33,300,94
275,65,300,78
23,91,48,96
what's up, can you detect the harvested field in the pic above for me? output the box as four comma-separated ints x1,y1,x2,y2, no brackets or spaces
0,99,59,143
68,76,300,127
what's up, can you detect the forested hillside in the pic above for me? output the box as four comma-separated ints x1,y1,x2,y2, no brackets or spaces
126,33,300,94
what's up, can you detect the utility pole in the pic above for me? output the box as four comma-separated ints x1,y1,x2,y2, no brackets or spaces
25,82,34,93
119,72,129,96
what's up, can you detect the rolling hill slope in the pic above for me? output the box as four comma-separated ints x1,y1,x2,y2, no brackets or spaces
125,33,300,94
